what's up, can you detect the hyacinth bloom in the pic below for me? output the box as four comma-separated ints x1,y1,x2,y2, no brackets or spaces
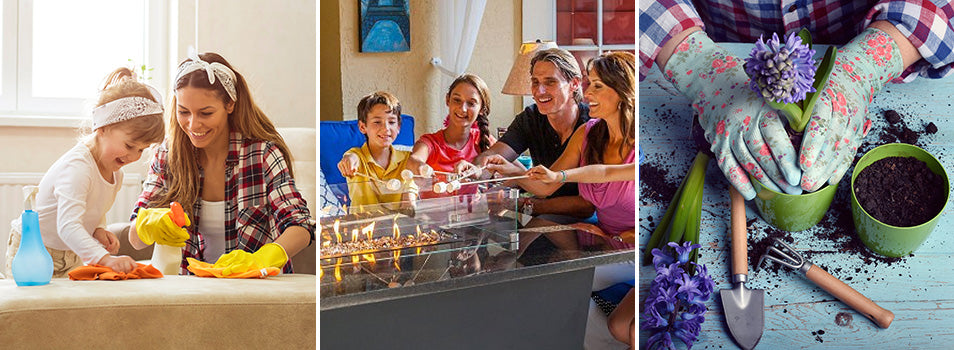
745,32,816,104
743,29,837,133
642,242,715,349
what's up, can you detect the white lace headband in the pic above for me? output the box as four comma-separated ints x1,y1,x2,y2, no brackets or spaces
91,96,164,130
174,47,238,102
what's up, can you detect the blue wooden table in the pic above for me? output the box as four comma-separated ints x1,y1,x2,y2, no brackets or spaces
639,43,954,349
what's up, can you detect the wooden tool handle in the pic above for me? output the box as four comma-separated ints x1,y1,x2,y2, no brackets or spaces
729,186,748,276
805,264,895,328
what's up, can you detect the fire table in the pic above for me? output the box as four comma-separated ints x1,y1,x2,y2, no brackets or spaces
319,183,634,349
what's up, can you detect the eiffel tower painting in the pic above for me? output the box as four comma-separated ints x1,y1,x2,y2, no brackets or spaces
359,0,410,52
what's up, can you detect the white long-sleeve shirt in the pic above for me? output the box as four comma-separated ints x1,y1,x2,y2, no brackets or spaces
32,142,122,264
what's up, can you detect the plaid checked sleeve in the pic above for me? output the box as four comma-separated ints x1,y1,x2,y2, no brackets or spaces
866,0,954,82
260,142,315,242
639,0,705,81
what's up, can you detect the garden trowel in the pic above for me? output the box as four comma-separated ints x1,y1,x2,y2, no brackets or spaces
720,186,764,350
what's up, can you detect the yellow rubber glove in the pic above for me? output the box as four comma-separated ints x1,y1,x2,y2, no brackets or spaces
213,243,288,276
134,208,191,247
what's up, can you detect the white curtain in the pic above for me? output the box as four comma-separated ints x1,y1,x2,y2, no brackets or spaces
431,0,487,82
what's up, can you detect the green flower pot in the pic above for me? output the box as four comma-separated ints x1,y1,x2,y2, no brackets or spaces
850,143,949,257
751,177,838,232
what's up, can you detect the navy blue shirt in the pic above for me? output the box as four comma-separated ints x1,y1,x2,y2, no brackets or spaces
498,102,590,198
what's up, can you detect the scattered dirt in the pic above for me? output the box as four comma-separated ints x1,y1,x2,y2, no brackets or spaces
854,156,946,227
835,312,853,327
639,162,679,205
876,109,937,146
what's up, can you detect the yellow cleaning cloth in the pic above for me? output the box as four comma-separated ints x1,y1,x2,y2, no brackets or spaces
186,258,279,279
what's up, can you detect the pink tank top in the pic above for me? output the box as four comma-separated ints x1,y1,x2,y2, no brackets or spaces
578,119,636,237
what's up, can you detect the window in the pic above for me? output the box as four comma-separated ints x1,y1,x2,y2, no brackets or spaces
0,0,167,125
523,0,635,90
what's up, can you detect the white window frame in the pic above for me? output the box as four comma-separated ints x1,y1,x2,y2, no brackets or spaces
0,0,168,127
0,1,17,111
522,0,636,105
523,0,636,52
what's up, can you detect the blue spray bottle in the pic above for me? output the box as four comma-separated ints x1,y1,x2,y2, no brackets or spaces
12,185,53,286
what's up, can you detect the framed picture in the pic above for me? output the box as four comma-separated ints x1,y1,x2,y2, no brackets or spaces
359,0,410,52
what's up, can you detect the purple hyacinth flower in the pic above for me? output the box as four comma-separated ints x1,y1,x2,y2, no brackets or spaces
671,241,701,264
642,242,716,349
744,31,817,104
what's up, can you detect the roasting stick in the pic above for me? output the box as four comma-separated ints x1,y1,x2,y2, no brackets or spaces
354,172,403,191
462,175,529,186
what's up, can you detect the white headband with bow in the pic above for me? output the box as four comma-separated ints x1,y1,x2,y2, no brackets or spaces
91,96,164,130
174,47,238,102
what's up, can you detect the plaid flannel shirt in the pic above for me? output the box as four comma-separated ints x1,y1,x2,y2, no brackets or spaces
132,131,315,274
639,0,954,82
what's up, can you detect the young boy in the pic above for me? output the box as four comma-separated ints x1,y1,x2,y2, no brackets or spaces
337,91,410,206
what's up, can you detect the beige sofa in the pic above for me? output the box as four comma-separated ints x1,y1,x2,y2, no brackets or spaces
0,274,315,348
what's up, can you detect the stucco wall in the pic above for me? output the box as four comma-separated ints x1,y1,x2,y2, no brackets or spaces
334,0,521,138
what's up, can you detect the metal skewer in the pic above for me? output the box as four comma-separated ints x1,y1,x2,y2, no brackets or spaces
460,175,529,186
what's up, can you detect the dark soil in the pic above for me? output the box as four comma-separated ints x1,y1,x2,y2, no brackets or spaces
854,156,946,227
639,162,679,204
877,109,936,146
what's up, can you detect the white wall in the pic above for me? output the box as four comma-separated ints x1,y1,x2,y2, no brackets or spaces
0,0,316,274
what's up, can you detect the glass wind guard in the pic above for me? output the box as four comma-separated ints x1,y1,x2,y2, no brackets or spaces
318,185,521,297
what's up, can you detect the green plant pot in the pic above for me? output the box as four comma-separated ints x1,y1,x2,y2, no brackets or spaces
751,177,838,232
850,143,950,257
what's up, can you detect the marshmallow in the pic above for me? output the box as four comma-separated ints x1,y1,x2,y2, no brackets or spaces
401,169,414,181
433,182,447,193
421,165,435,178
386,179,403,191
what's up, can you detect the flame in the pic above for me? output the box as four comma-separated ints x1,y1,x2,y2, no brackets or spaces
320,224,331,247
393,249,401,270
333,219,341,243
416,225,423,236
392,220,400,240
416,246,422,255
351,228,358,242
351,254,359,265
318,266,324,279
334,258,342,282
362,222,376,241
363,253,376,264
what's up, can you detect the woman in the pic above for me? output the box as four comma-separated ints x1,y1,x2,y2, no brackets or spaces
488,51,636,250
129,49,314,275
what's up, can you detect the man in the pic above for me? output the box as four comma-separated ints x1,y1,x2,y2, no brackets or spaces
472,48,594,252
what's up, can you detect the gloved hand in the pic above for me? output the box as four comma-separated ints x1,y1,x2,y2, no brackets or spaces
665,30,802,199
213,243,288,276
799,27,904,191
134,207,191,247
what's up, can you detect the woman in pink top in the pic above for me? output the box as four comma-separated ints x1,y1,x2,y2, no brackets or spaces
406,74,495,196
488,51,636,250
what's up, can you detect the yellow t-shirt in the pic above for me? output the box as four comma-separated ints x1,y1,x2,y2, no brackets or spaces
344,143,411,206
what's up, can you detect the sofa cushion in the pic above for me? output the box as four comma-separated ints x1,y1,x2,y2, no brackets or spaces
319,114,414,185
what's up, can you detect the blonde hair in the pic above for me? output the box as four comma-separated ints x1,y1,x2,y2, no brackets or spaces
149,52,294,217
84,67,165,149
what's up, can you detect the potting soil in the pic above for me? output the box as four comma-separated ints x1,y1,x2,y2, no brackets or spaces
853,156,946,227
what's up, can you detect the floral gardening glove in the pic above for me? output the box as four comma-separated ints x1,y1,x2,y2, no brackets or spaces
799,28,904,191
665,31,802,199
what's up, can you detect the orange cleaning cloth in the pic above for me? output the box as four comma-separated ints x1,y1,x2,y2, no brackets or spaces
185,258,280,279
68,263,164,281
